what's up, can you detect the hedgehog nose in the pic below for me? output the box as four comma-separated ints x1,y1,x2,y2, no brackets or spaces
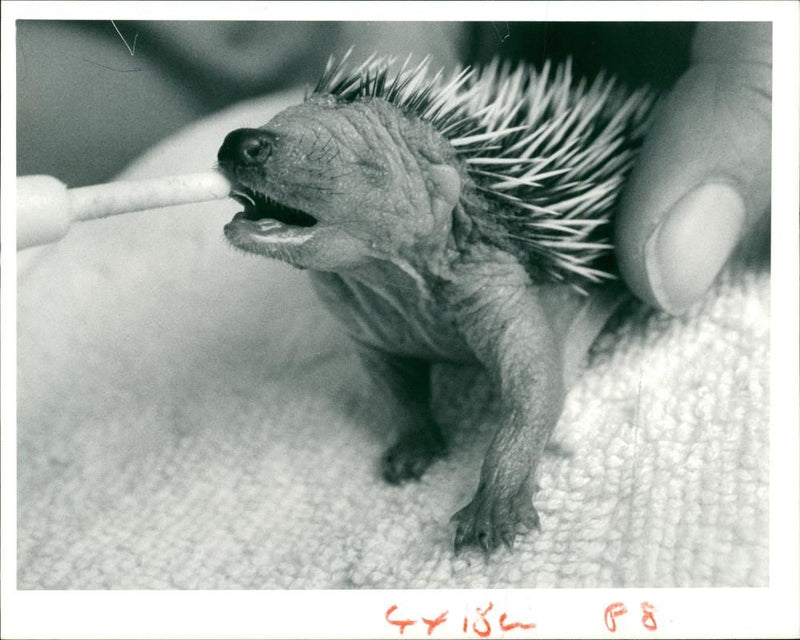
217,128,273,167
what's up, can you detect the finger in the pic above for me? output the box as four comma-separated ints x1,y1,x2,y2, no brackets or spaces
614,23,771,314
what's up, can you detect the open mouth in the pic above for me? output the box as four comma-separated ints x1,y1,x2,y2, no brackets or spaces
231,186,317,228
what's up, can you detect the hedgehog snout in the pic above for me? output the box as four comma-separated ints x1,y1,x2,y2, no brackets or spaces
217,128,273,171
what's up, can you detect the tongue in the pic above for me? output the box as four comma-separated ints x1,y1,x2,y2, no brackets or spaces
233,188,318,227
244,203,266,221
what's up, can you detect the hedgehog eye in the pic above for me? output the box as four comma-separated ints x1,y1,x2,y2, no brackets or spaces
356,158,388,186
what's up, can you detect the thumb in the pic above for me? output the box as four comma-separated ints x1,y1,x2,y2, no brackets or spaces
614,23,771,314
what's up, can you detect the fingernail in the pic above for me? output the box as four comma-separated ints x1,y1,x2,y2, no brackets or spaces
645,182,745,314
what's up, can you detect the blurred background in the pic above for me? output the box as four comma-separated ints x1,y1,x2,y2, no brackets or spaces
16,21,694,188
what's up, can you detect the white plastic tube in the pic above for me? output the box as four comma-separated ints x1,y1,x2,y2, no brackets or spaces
16,171,232,250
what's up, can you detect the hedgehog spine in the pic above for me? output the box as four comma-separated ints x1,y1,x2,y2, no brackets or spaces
311,52,657,292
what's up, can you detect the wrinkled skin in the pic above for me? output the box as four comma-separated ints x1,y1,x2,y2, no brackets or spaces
218,95,620,555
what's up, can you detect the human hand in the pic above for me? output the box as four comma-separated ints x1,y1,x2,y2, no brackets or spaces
614,23,771,314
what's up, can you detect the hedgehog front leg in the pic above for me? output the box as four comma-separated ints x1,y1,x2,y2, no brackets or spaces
444,256,565,554
358,347,447,484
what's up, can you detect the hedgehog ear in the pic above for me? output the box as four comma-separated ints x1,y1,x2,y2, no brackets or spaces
427,164,461,227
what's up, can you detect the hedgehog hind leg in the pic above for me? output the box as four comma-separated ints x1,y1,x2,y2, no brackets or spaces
357,348,446,484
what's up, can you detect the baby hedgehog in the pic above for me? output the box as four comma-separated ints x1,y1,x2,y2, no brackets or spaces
216,54,656,555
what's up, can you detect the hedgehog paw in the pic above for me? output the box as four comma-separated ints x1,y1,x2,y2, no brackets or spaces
382,428,446,484
451,482,540,556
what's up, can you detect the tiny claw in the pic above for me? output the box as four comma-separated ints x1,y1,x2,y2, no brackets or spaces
453,522,469,555
518,501,541,532
450,505,467,524
527,507,542,533
411,462,427,480
479,532,491,555
501,531,515,552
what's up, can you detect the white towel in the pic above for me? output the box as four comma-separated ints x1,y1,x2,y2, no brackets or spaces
17,91,769,589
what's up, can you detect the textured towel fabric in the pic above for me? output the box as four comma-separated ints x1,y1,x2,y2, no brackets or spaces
17,91,769,589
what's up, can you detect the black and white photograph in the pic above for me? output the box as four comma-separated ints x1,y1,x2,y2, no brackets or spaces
2,2,798,638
